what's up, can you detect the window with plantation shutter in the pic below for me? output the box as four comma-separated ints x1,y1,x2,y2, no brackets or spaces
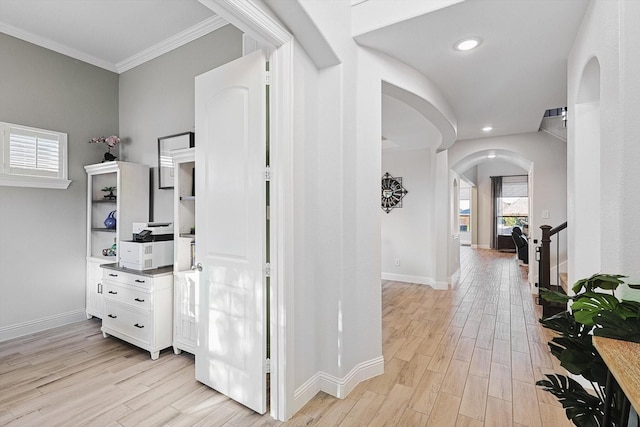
1,121,71,189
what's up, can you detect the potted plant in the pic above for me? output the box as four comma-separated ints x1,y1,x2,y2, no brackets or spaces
101,186,116,200
89,135,120,162
538,274,640,426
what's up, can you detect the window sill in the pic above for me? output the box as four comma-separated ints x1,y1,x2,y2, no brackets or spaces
0,174,71,189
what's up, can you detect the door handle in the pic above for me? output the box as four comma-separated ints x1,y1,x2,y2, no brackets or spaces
193,263,203,272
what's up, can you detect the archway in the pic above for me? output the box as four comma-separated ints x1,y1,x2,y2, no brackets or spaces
451,149,534,281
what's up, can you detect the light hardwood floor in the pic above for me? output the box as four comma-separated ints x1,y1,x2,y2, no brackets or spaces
0,247,570,426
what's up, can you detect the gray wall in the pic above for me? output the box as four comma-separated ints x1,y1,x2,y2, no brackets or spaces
0,25,242,339
119,25,243,221
0,33,119,337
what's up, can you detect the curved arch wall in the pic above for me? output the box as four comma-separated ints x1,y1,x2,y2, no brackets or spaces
448,132,567,286
567,0,640,298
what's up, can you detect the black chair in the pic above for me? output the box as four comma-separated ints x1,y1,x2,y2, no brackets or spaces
511,226,529,264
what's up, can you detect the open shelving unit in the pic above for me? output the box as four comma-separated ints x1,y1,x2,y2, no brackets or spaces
84,161,149,319
170,147,197,355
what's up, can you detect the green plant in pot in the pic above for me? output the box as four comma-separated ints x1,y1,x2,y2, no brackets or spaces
102,186,116,200
538,274,640,426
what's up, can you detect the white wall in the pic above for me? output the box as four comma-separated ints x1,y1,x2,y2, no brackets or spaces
291,40,320,394
381,149,435,284
119,26,243,221
0,34,119,340
568,0,640,300
271,0,458,410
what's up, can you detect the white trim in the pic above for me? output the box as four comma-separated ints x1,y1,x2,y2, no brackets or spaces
199,0,290,47
434,281,450,289
471,244,479,249
0,174,71,189
269,40,295,421
1,16,228,74
381,272,450,290
0,310,87,342
0,22,118,72
196,0,294,421
478,244,491,249
292,357,385,414
116,16,228,73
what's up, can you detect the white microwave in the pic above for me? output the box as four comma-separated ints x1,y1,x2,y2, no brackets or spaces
119,240,173,271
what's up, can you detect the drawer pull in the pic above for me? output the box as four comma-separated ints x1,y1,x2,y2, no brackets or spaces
135,279,146,283
134,298,145,303
108,290,118,295
108,314,117,319
134,323,144,329
109,273,118,277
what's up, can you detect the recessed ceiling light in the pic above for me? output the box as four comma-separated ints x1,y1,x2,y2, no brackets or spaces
482,126,493,132
488,154,496,159
454,37,482,51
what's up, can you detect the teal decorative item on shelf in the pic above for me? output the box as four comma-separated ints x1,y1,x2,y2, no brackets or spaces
104,210,117,229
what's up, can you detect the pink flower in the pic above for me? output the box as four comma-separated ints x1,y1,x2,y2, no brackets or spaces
104,135,120,148
89,135,120,148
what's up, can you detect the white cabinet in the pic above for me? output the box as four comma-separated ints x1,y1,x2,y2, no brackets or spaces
85,259,104,318
173,271,198,354
101,265,173,360
170,147,198,354
84,161,149,319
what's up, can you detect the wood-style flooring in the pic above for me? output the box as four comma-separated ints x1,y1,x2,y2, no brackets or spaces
0,247,570,426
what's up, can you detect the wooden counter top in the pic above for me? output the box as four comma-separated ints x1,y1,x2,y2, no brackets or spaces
593,335,640,413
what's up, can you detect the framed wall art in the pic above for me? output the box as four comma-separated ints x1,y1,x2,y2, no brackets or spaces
158,132,194,189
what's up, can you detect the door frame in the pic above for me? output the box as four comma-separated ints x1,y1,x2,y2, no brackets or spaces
198,0,294,421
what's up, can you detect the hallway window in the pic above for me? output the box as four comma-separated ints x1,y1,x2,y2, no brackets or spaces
492,175,528,249
459,185,470,232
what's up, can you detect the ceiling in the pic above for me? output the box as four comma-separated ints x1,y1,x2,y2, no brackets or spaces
356,0,589,141
0,0,588,142
0,0,220,73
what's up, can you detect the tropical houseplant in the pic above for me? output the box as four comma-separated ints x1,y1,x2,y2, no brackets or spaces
537,274,640,426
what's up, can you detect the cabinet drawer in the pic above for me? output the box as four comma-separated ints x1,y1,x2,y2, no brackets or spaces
102,269,152,289
103,302,152,344
103,282,151,311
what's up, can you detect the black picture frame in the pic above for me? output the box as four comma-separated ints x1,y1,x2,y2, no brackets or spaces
158,132,194,189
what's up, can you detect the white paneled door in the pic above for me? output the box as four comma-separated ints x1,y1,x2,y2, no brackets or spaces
194,50,267,414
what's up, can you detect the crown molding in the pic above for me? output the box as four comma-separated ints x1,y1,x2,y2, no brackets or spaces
0,22,118,72
199,0,291,48
1,15,228,75
116,15,228,74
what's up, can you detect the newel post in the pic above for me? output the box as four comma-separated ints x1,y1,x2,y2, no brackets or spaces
539,225,552,294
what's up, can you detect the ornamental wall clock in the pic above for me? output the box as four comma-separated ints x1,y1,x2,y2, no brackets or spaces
381,172,408,213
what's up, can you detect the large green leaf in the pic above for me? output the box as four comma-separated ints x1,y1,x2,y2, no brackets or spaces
536,374,603,427
540,311,581,334
593,311,640,343
572,273,627,294
539,312,608,384
540,288,572,304
571,292,620,326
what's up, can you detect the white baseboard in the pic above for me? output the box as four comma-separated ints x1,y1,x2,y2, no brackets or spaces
478,244,491,249
471,244,478,249
381,273,449,290
0,309,87,342
292,356,384,414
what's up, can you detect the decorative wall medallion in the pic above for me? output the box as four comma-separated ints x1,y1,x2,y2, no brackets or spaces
381,172,408,213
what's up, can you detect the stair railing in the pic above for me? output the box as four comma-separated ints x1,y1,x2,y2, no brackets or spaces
536,221,568,312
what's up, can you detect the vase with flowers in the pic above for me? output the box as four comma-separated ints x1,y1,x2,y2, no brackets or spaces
89,135,120,162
